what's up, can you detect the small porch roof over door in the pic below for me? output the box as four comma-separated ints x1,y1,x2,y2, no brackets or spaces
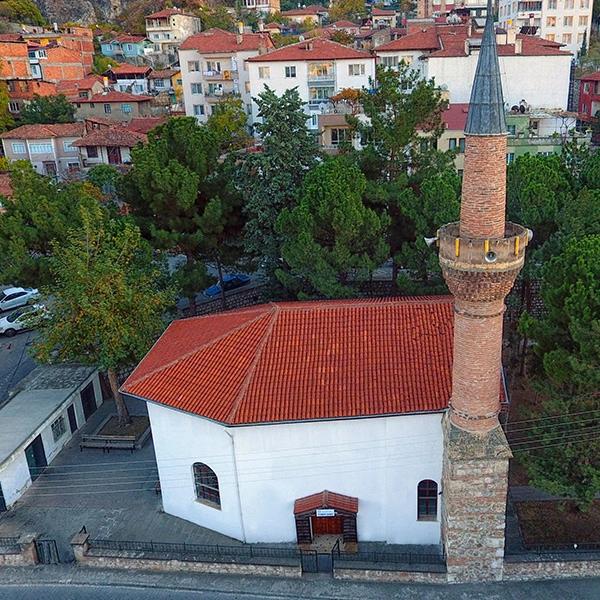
294,490,359,515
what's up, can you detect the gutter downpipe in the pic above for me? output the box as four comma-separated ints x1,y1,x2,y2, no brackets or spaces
225,428,247,543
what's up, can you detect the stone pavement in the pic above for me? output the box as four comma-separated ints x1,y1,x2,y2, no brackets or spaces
1,565,600,599
0,397,240,561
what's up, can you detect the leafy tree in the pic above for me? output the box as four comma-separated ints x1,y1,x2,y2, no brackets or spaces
197,6,236,31
329,0,365,21
0,161,102,286
276,156,390,298
87,164,121,192
34,206,175,425
92,54,115,75
353,63,447,180
271,33,300,48
518,235,600,507
207,96,251,152
0,77,13,132
240,87,319,278
0,0,45,25
122,117,242,310
507,154,572,249
329,30,354,45
20,94,75,125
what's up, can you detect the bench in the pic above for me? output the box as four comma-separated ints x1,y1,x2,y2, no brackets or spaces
80,435,137,453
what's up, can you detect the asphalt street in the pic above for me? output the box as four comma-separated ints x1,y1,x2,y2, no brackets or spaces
0,320,37,404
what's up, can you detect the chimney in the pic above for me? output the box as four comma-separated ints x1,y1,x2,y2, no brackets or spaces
515,37,522,54
238,21,244,35
52,22,58,32
102,76,109,91
506,26,517,45
258,20,264,32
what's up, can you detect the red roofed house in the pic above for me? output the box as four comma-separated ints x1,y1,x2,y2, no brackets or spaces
372,7,398,28
281,4,329,26
247,38,374,128
56,76,105,102
4,79,57,118
145,7,202,66
74,90,154,122
578,71,600,142
375,24,572,109
121,297,471,545
179,28,274,123
105,64,153,95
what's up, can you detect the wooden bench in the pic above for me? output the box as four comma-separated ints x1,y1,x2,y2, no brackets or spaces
80,435,137,453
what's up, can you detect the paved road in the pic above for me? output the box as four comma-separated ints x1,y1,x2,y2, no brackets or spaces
0,322,37,405
1,567,600,600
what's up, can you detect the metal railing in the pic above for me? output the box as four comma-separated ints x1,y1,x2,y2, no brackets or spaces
332,548,446,570
522,542,600,553
0,537,21,554
89,538,301,564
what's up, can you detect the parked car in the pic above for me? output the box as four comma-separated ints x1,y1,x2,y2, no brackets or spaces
0,287,39,312
203,274,252,298
0,304,47,336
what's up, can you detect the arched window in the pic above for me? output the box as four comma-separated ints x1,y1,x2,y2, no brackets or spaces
417,479,438,521
193,463,220,508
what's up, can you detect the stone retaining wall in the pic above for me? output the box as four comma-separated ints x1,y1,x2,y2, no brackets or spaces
503,558,600,581
0,535,38,566
334,568,447,583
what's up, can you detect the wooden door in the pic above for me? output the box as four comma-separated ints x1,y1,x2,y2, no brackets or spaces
311,516,343,536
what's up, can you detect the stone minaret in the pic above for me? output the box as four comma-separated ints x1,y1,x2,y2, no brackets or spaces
437,0,531,583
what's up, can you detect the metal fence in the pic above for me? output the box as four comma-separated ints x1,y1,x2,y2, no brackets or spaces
89,538,301,565
522,542,600,553
0,536,20,554
332,548,446,571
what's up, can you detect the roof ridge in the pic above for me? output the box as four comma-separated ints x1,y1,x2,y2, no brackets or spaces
225,303,280,423
124,308,272,389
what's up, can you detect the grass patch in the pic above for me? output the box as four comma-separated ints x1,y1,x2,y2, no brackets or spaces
515,500,600,545
98,415,149,438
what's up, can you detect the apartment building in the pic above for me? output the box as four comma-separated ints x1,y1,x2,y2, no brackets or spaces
145,8,202,66
376,23,572,109
244,0,281,14
0,123,85,177
179,28,274,123
498,0,593,55
417,0,489,19
247,38,374,129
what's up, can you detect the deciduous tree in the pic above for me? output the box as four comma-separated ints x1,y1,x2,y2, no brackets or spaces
207,96,251,152
34,206,175,425
329,0,365,21
276,156,389,298
20,94,75,124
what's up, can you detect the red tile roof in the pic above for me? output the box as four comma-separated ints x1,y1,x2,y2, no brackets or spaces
372,7,396,15
580,71,600,82
179,28,274,53
247,37,372,62
282,4,327,16
146,8,196,19
72,126,147,147
294,490,359,515
330,20,358,28
111,34,148,43
108,64,152,75
122,297,457,425
77,90,152,103
0,123,84,139
443,103,469,130
56,75,103,96
126,116,167,133
148,68,179,79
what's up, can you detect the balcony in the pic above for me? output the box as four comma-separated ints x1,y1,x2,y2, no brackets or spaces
307,73,335,84
203,70,238,81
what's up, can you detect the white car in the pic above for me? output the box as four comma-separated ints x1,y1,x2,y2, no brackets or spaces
0,287,39,312
0,305,47,337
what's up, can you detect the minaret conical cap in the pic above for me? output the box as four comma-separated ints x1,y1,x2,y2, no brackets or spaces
465,0,507,135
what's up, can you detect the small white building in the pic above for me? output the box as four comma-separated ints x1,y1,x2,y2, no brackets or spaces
498,0,592,56
179,28,274,123
247,38,375,129
122,298,468,547
145,8,202,66
376,23,572,109
0,365,102,511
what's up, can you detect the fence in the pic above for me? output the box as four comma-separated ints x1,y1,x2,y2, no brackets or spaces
89,538,302,566
0,537,20,554
332,548,446,572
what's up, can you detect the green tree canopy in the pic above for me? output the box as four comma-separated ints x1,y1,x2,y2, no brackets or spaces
0,0,45,25
276,156,390,298
240,87,319,278
34,205,175,424
92,54,115,75
329,0,365,21
353,63,447,180
207,96,251,152
0,60,14,132
0,161,102,286
20,94,75,125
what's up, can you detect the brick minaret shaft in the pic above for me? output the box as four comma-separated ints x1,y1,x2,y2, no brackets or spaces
438,0,531,582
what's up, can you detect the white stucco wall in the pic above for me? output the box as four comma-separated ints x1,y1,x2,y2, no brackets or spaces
147,401,444,545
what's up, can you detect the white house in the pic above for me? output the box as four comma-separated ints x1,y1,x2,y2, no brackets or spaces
498,0,592,56
0,365,102,511
247,38,375,129
121,298,469,547
179,28,274,123
376,23,573,110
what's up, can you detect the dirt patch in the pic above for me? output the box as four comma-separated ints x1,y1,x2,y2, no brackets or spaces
515,500,600,545
98,416,150,438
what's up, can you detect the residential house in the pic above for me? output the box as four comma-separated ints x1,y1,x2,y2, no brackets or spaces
280,5,328,26
179,28,274,123
328,20,362,35
0,123,85,177
73,91,154,122
578,72,600,121
121,298,458,545
372,7,398,28
56,76,105,102
100,34,153,64
353,27,396,50
145,8,203,66
0,366,102,511
247,38,374,129
263,22,283,35
244,0,281,13
375,24,573,109
4,79,57,118
498,0,593,55
27,43,88,82
148,68,182,99
418,0,489,20
105,64,153,95
0,36,32,79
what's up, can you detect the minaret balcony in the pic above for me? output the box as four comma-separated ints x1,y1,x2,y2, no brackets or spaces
438,222,530,302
